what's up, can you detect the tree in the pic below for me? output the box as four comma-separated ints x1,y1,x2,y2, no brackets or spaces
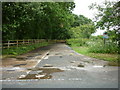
69,14,95,39
69,24,95,39
2,2,75,40
71,14,93,27
89,1,119,31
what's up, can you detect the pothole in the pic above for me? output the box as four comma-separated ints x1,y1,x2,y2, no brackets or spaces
18,68,64,79
77,63,84,67
83,61,90,63
46,53,49,55
59,56,62,58
43,64,53,67
13,63,27,67
16,56,28,60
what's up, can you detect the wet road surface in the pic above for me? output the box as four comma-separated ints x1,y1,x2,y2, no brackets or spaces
1,43,119,88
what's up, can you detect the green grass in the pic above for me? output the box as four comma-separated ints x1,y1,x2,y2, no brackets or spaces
72,47,89,55
67,38,119,66
2,41,50,58
72,46,119,63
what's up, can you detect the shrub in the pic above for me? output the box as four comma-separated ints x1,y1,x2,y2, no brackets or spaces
88,40,118,54
66,38,88,47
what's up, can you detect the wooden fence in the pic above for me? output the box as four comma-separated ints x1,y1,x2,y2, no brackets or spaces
1,39,46,49
1,39,66,49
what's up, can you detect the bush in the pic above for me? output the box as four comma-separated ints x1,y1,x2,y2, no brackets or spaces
88,40,118,54
66,38,88,47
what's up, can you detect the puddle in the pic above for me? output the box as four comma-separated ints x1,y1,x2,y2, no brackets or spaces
19,68,64,79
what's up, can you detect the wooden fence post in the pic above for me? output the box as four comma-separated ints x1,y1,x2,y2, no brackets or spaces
17,40,18,47
28,39,29,44
8,40,10,48
32,39,34,44
23,39,24,45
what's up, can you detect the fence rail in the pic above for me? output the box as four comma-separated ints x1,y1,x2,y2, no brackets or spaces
1,39,46,49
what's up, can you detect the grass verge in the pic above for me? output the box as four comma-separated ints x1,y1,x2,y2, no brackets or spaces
72,46,119,66
2,41,50,58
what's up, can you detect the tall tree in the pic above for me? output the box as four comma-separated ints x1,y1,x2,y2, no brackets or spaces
89,1,120,43
2,2,75,40
71,14,92,27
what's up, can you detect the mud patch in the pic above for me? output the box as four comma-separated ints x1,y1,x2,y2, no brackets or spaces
19,68,64,79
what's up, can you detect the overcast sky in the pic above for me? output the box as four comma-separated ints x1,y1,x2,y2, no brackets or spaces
72,0,118,35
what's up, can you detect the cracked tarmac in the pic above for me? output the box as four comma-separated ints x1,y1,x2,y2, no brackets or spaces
1,43,119,88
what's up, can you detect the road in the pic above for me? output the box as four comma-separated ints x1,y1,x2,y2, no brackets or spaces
1,43,119,88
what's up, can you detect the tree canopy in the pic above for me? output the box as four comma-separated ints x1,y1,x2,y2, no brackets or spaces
71,14,93,27
89,1,120,43
69,14,95,39
89,1,120,31
2,2,97,41
2,2,75,40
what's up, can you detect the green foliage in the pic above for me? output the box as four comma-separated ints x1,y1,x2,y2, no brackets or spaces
89,1,120,43
72,47,89,55
88,40,118,54
69,24,95,39
71,46,119,64
66,38,88,47
90,35,103,40
2,42,49,55
71,14,93,27
2,2,75,40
